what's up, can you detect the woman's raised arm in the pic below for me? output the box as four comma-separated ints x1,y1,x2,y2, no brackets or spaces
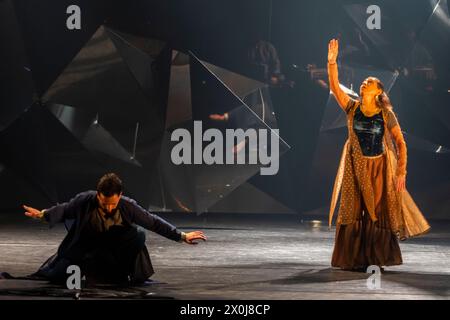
327,39,351,112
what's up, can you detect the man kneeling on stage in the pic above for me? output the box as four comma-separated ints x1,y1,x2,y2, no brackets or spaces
23,173,206,286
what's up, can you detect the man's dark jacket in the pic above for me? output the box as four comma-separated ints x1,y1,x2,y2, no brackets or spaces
35,191,182,281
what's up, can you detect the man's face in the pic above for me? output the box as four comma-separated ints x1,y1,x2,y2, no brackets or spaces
97,192,122,215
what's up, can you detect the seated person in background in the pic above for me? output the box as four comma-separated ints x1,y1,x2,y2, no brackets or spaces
248,36,286,86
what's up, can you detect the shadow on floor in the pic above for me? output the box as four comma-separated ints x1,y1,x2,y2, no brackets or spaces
0,279,175,299
204,263,450,297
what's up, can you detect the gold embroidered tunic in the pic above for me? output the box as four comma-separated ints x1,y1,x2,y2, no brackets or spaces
327,62,430,241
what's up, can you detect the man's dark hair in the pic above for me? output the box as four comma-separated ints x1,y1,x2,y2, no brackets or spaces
97,173,123,197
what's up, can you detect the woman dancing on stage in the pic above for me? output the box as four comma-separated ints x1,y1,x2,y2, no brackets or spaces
327,39,430,271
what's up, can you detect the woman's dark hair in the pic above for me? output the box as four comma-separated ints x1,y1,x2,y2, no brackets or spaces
374,80,393,111
97,173,123,197
361,77,393,111
376,80,384,92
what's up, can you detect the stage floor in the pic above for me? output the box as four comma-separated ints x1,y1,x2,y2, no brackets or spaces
1,213,449,300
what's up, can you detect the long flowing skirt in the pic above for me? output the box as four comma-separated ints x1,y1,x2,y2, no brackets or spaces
331,154,403,270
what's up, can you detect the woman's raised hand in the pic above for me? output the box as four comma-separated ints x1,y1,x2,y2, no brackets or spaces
328,39,339,64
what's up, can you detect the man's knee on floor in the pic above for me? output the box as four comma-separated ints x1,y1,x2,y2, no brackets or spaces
136,227,146,246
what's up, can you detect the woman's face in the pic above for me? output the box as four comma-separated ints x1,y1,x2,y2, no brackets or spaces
360,77,382,98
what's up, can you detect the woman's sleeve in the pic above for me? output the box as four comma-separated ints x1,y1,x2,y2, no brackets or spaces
388,110,407,177
327,62,352,113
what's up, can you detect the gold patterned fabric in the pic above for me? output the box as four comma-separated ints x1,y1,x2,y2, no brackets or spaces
328,100,430,240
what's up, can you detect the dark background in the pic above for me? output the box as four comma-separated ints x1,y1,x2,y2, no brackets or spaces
1,0,449,219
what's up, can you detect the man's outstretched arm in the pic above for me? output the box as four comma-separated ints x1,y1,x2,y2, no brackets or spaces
182,230,207,245
23,205,46,219
23,192,86,227
23,202,70,227
128,199,206,244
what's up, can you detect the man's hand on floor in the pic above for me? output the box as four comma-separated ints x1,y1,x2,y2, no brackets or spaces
184,231,207,245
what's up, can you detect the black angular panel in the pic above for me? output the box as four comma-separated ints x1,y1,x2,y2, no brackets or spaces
209,182,296,214
41,26,172,208
0,0,35,131
12,0,108,96
343,1,436,69
159,52,289,213
0,104,58,203
48,104,141,166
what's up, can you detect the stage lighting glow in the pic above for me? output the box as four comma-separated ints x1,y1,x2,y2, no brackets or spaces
431,0,450,27
308,220,322,228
